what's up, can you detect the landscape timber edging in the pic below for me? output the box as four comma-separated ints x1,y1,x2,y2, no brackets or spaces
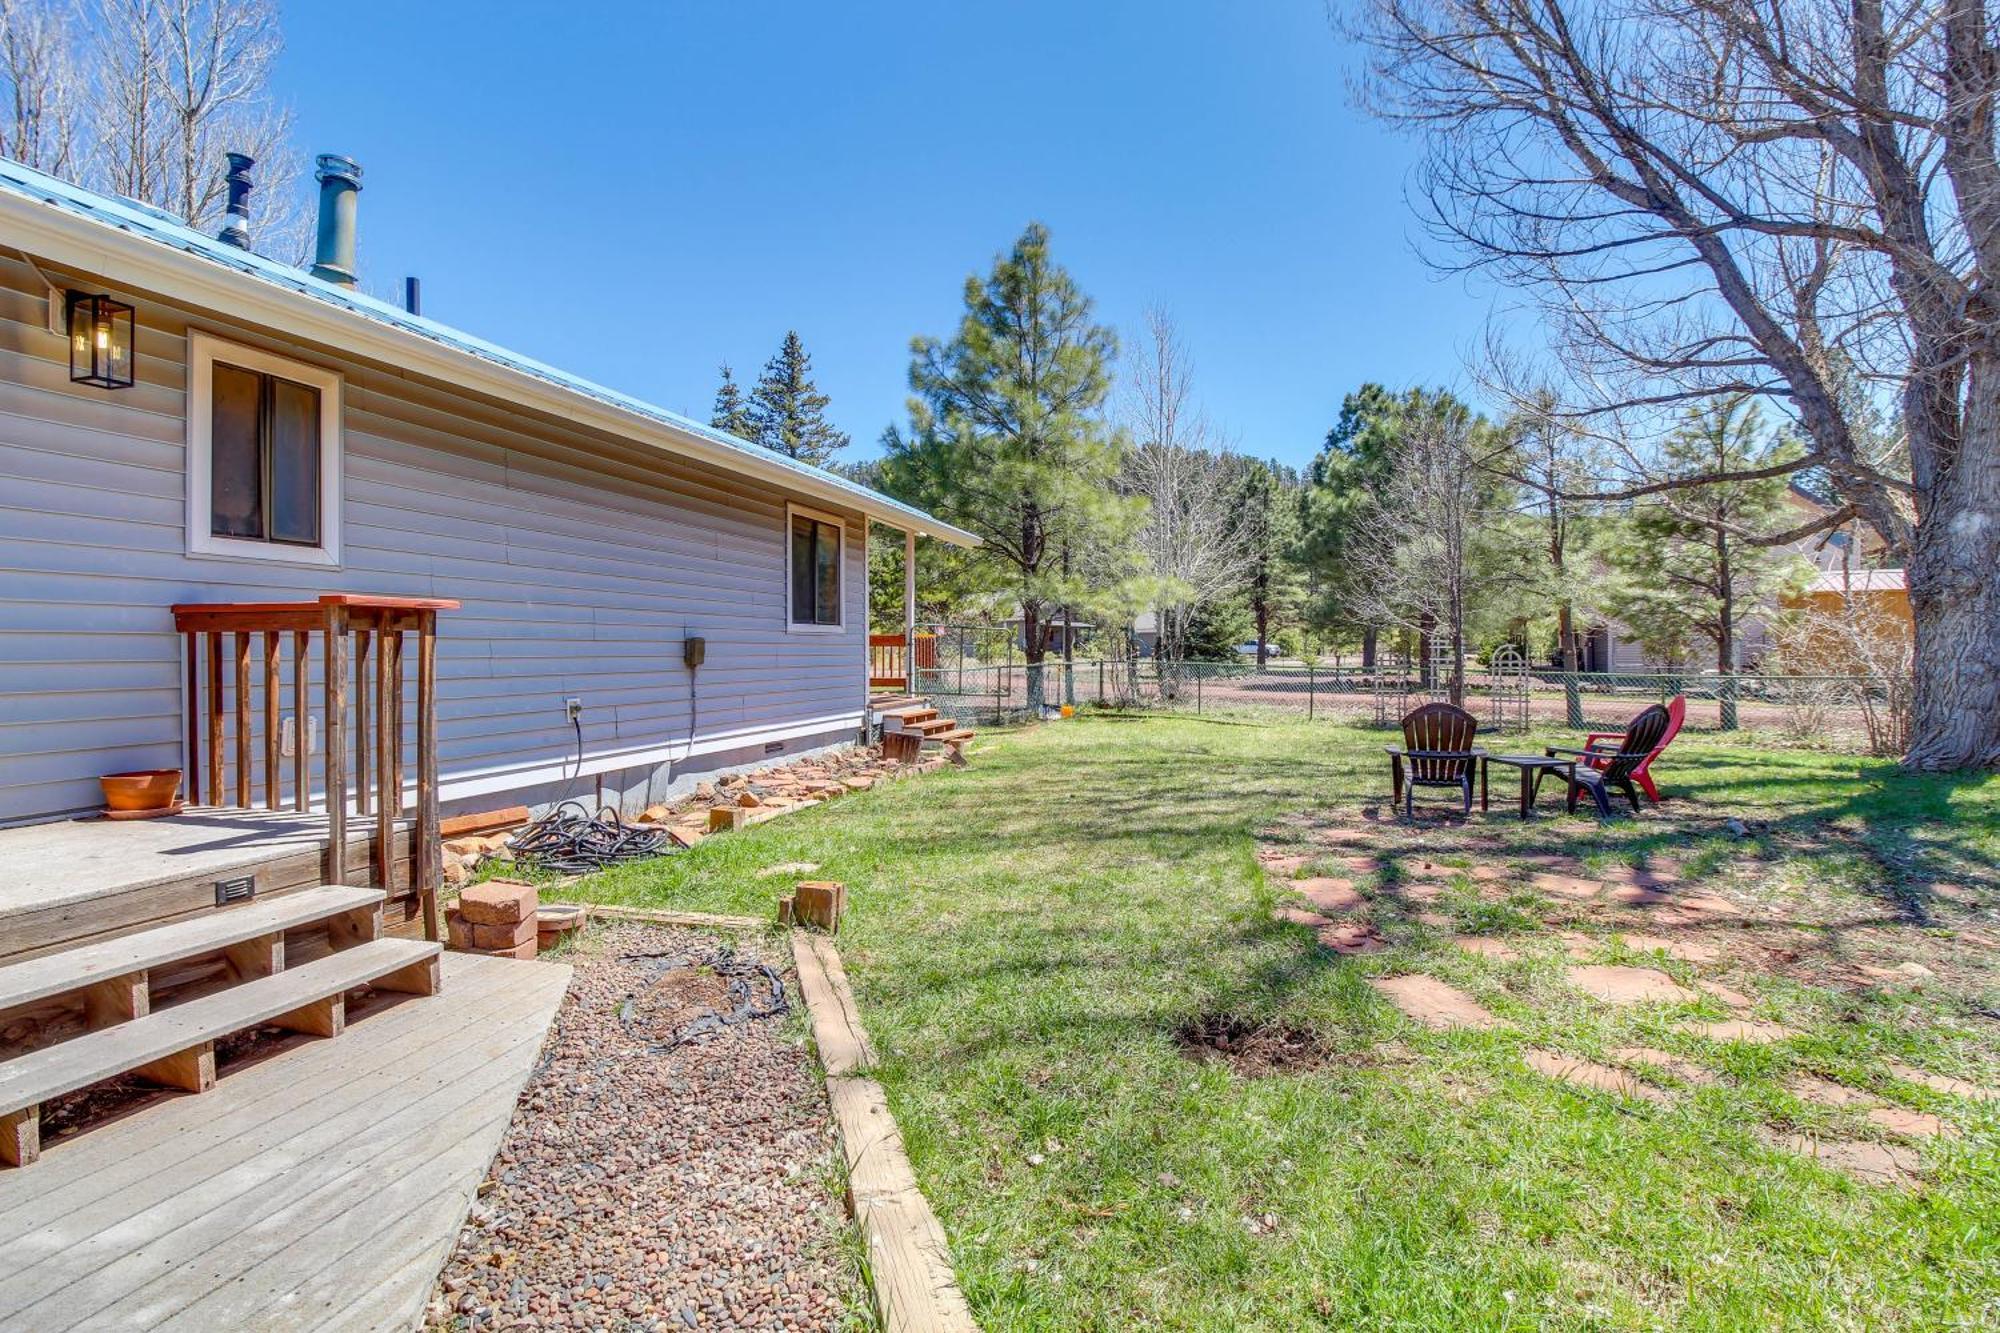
791,930,979,1333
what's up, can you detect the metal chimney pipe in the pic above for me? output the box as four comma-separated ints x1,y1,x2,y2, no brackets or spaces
309,154,363,287
217,152,254,250
404,276,422,316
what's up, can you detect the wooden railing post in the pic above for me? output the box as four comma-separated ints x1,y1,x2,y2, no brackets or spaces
375,620,395,891
416,610,440,942
291,630,308,812
353,630,372,818
183,632,201,806
262,631,280,810
323,603,349,885
205,631,223,804
233,633,251,807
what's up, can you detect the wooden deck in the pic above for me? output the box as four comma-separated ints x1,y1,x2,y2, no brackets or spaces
0,807,420,963
0,951,570,1331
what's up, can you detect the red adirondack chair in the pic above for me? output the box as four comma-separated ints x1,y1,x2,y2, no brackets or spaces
1572,695,1685,803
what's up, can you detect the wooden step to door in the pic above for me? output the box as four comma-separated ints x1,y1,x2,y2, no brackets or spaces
0,885,385,1022
926,728,977,746
910,717,958,735
0,936,440,1167
879,707,938,728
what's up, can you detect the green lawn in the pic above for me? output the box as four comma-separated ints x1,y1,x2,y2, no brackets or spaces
566,713,2000,1330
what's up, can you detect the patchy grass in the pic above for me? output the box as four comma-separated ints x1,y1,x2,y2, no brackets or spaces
566,714,2000,1330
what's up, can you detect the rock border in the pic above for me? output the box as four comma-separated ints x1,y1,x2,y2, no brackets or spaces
792,931,978,1333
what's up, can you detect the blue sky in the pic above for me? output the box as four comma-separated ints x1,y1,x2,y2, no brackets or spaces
276,1,1498,470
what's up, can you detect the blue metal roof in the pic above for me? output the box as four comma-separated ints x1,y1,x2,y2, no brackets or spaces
0,157,964,538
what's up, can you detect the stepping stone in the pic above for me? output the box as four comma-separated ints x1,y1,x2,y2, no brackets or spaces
1274,907,1329,928
1530,872,1603,901
1331,855,1383,873
1865,1106,1958,1138
1455,936,1519,961
1619,933,1718,963
1886,1061,1998,1101
1370,975,1501,1029
1604,864,1681,888
1257,851,1313,877
1416,911,1454,929
1317,921,1385,955
1679,1019,1796,1044
1606,884,1673,907
1766,1131,1921,1186
1855,962,1936,988
1404,860,1506,882
1790,1075,1874,1107
1567,965,1698,1005
1294,878,1364,913
1524,1049,1666,1101
1698,982,1756,1011
1654,894,1743,923
1393,881,1446,905
1611,1047,1715,1085
1557,932,1598,960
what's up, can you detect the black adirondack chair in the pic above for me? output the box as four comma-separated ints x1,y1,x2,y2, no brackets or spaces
1386,703,1484,818
1545,703,1671,815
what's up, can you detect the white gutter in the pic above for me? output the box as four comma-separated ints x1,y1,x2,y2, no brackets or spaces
0,188,981,548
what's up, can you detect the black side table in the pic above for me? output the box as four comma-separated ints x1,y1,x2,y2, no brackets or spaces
1483,755,1573,819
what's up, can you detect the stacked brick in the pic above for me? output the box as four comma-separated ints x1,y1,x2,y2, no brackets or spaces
447,879,540,960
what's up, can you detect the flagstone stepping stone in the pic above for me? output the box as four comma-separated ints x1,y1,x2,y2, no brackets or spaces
1524,1049,1666,1101
1855,961,1936,987
1765,1131,1921,1186
1530,872,1604,901
1257,851,1313,877
1679,1018,1797,1044
1567,965,1698,1005
1391,880,1446,905
1275,906,1329,928
1611,1047,1715,1084
1317,921,1385,955
1698,981,1755,1010
1790,1075,1874,1107
1330,855,1383,873
1887,1061,1998,1101
1455,936,1520,961
1416,911,1454,929
1557,932,1598,960
1619,933,1718,963
1404,860,1506,882
1606,884,1674,907
1654,894,1743,924
1604,863,1682,887
1865,1105,1957,1138
1294,877,1365,913
1370,975,1501,1029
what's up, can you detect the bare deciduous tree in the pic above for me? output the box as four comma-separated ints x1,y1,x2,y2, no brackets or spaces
2,0,308,259
1120,308,1256,680
1351,0,2000,769
0,0,81,174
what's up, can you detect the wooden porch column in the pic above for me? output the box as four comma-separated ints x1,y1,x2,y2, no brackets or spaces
375,622,396,892
323,602,349,885
904,527,917,691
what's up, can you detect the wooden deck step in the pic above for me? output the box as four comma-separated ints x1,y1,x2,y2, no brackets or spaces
910,717,958,735
882,708,939,727
0,937,441,1167
926,728,976,745
0,885,386,1016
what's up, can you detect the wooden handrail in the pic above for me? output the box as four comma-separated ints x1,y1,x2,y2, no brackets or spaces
172,595,455,941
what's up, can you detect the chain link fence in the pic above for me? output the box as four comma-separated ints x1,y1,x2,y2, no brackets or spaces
914,659,1912,754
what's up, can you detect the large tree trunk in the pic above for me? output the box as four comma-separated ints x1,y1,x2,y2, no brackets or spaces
1022,601,1046,712
1903,469,2000,770
1361,626,1377,671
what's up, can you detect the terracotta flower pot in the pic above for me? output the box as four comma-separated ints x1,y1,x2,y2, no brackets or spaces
100,768,183,813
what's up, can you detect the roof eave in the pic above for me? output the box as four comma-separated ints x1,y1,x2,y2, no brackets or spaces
0,188,981,548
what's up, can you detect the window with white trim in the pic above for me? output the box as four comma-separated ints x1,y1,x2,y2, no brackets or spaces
787,505,844,631
187,331,343,566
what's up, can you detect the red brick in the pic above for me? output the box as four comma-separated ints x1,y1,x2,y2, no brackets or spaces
459,878,537,926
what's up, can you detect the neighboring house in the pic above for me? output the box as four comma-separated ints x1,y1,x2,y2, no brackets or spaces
0,155,975,828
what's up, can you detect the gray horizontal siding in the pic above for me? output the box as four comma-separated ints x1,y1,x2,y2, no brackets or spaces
0,255,869,823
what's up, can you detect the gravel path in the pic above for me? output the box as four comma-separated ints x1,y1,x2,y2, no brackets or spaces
427,923,861,1330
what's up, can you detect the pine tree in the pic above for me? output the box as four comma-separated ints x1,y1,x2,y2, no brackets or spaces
747,332,850,466
881,223,1143,709
1232,459,1307,666
709,364,754,440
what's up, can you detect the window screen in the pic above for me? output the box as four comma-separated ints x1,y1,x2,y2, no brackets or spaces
789,514,842,626
209,362,322,547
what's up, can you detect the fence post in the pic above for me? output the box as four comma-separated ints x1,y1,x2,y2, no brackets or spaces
1196,668,1203,714
1308,662,1316,721
1097,659,1104,704
1564,673,1583,729
1719,672,1739,731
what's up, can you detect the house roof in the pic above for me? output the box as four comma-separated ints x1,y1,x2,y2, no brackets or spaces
0,158,979,547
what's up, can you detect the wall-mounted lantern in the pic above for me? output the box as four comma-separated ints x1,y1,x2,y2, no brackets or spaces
66,291,135,389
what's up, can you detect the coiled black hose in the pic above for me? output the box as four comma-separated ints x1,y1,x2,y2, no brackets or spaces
503,801,674,875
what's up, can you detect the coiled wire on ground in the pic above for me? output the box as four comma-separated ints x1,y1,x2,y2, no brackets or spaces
503,801,674,875
617,947,790,1050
